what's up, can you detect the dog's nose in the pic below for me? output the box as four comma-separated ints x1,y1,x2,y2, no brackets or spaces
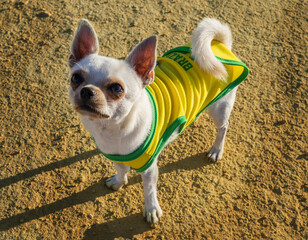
80,87,97,100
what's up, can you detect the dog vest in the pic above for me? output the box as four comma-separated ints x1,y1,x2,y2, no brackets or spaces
98,40,249,172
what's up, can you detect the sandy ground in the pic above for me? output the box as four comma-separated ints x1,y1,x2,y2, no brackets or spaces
0,0,307,239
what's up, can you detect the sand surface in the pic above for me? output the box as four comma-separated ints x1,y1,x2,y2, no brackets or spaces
0,0,307,239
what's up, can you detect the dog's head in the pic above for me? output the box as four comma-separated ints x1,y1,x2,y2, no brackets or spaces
68,19,157,122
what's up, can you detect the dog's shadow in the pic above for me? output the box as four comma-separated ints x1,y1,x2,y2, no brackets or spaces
83,152,212,239
83,213,152,240
0,149,212,236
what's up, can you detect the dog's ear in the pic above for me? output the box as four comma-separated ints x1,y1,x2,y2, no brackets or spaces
126,36,157,86
69,19,99,68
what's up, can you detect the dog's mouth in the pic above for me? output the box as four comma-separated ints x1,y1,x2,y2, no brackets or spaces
76,105,110,119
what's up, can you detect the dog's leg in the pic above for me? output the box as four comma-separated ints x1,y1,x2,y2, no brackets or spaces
106,162,130,190
207,87,237,161
141,159,162,224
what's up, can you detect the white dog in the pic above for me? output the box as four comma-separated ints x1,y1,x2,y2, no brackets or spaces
68,18,248,224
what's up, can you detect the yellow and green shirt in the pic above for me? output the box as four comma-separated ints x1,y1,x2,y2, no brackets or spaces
99,40,249,172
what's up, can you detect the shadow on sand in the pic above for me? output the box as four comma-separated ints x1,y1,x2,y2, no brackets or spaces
0,149,212,237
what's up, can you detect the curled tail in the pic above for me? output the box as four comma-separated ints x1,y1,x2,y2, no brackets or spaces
191,18,232,81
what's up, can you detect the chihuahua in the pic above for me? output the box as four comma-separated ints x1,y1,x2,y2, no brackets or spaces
68,18,248,224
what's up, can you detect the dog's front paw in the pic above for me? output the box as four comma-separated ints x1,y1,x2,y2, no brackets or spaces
207,147,223,162
143,206,163,224
106,174,128,191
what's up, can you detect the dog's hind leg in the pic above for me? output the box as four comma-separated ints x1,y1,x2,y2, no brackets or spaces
106,162,130,190
207,87,237,161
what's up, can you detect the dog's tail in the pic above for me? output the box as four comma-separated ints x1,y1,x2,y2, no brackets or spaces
191,18,232,81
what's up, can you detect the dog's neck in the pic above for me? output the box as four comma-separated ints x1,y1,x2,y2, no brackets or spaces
81,89,153,155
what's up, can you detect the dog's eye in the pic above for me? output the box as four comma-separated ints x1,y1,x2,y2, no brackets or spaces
71,73,84,86
109,83,123,94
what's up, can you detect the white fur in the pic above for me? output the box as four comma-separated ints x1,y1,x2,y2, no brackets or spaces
191,18,232,81
69,54,153,155
69,18,238,224
207,87,237,161
79,88,153,156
